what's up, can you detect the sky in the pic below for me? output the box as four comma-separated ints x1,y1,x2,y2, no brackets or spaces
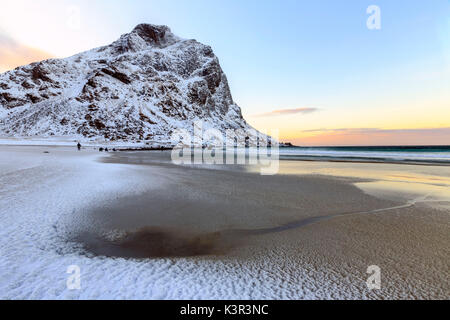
0,0,449,146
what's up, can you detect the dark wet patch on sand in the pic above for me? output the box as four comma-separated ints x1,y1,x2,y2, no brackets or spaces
76,200,415,259
77,226,249,258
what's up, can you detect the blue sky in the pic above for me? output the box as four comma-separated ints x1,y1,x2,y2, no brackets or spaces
1,0,449,144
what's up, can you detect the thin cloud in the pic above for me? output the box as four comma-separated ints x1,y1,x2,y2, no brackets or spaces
302,128,384,133
302,128,377,133
0,34,53,73
301,127,450,135
253,107,319,118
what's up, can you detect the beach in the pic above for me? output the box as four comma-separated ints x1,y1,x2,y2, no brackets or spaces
0,145,448,299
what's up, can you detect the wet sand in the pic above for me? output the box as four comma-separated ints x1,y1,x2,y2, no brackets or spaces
75,152,390,256
66,151,450,299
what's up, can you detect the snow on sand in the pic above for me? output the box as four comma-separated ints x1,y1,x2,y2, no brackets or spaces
0,146,448,299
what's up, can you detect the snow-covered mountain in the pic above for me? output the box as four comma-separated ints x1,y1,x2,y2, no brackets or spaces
0,24,260,146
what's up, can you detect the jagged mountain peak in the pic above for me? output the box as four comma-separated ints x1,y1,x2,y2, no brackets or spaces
132,24,173,45
0,24,258,146
112,24,180,53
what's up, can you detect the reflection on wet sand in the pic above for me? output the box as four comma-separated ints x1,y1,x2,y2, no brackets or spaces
268,160,450,207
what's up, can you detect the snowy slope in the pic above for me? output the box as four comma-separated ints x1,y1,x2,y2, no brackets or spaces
0,24,258,146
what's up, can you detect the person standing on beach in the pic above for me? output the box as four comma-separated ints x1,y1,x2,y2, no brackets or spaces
77,142,81,151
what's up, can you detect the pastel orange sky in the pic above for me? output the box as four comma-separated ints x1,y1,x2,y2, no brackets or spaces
0,35,53,73
0,0,449,146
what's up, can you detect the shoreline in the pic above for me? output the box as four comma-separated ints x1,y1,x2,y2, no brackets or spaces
1,141,449,166
279,156,450,167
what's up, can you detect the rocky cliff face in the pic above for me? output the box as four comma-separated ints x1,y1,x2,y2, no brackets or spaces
0,24,257,145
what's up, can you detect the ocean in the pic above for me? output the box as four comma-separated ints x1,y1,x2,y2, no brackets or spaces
278,146,450,164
